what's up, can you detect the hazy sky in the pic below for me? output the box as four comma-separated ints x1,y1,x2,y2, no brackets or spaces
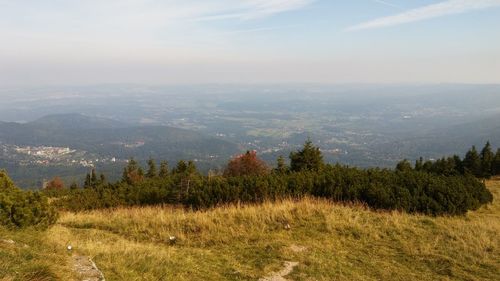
1,0,500,85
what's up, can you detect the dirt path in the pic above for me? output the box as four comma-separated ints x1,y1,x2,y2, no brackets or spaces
259,261,299,281
73,255,106,281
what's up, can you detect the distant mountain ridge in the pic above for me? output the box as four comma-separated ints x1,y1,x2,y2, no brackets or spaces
30,113,129,130
0,113,240,162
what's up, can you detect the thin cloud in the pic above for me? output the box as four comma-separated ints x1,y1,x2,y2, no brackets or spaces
348,0,500,31
371,0,400,9
193,0,316,21
222,24,303,35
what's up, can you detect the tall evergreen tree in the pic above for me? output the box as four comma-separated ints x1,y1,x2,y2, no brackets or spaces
480,141,495,178
84,172,92,189
159,161,169,178
396,159,412,172
452,155,464,174
173,160,188,174
415,157,424,171
275,155,288,174
122,158,144,185
90,168,97,185
99,173,107,185
146,158,157,178
493,148,500,176
289,140,324,172
463,146,482,177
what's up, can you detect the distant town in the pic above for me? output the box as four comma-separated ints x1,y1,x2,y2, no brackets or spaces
1,143,125,168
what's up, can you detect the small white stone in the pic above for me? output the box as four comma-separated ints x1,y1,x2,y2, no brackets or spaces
67,245,73,251
168,236,177,244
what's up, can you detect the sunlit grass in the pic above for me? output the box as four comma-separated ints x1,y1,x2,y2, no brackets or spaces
2,178,499,280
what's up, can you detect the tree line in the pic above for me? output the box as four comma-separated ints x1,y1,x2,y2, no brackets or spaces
397,141,500,178
48,140,493,216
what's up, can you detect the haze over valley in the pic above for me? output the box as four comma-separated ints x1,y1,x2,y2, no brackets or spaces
1,84,499,187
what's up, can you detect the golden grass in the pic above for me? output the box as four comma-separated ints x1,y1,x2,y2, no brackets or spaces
2,179,500,280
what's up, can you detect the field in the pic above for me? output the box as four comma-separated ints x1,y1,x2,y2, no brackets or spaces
1,179,499,281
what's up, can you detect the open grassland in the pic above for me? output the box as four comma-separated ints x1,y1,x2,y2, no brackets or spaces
1,179,500,281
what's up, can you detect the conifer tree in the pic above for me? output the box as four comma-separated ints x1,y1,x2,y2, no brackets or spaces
99,173,106,185
396,159,412,172
159,161,169,178
290,140,324,172
84,172,92,189
452,155,463,174
415,157,424,171
90,168,97,185
122,158,144,185
480,141,495,178
463,146,482,177
173,160,188,174
493,148,500,176
275,155,288,174
146,158,157,178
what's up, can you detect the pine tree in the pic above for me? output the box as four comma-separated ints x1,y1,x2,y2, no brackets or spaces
90,168,97,185
122,158,144,185
186,161,198,175
493,148,500,176
480,141,495,178
173,160,188,174
84,172,92,189
99,174,107,185
159,161,169,178
452,155,463,174
396,159,412,172
146,158,157,178
463,146,482,177
290,140,324,172
275,155,288,174
415,157,424,171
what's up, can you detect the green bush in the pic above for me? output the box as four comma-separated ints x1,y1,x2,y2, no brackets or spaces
0,170,58,228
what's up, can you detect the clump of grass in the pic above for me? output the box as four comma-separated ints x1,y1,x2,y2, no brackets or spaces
0,228,74,281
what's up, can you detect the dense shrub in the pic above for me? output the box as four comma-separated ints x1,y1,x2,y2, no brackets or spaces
0,170,58,228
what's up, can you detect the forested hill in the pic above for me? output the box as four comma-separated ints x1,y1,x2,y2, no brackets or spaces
0,114,239,157
0,114,240,187
377,114,500,160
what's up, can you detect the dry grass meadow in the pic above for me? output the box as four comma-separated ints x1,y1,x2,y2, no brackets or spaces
1,178,499,280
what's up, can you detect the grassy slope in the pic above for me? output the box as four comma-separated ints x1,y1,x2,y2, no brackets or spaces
1,179,499,281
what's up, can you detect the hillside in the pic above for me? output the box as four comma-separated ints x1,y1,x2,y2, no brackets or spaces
1,178,499,280
0,114,239,159
377,113,500,160
0,114,240,187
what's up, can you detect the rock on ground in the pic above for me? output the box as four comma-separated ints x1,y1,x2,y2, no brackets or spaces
73,255,105,281
259,261,299,281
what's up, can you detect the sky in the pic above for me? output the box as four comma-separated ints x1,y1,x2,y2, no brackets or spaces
1,0,500,86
